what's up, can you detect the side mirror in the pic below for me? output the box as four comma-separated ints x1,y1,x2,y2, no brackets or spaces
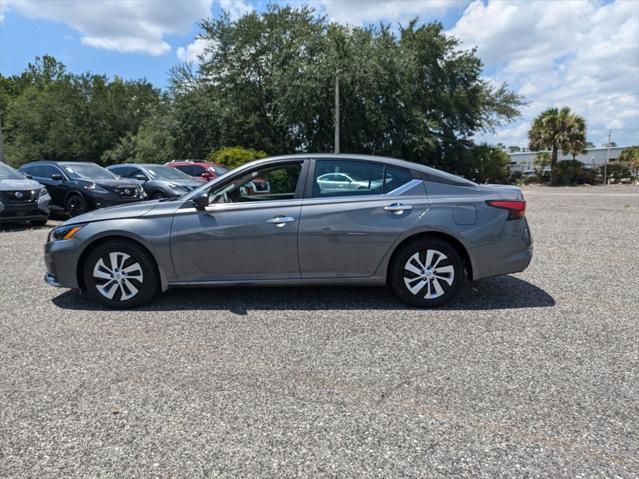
135,174,147,181
24,174,33,179
192,191,209,210
51,173,64,181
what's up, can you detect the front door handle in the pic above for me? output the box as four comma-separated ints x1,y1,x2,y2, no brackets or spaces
266,216,295,227
384,203,412,215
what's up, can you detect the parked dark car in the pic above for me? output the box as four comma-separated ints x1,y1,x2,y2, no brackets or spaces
107,164,203,200
20,161,146,217
0,161,50,226
165,160,228,181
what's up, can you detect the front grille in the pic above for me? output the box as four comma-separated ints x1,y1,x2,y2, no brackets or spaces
0,190,36,203
114,186,139,198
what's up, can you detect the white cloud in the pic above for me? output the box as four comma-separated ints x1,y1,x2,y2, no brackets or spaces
220,0,254,19
177,38,210,63
314,0,468,25
3,0,212,55
452,0,639,146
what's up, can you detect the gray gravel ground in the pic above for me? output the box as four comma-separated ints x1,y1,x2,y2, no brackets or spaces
1,185,638,478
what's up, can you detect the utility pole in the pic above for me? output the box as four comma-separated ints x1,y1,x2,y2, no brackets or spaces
334,74,340,154
604,129,611,185
0,117,5,163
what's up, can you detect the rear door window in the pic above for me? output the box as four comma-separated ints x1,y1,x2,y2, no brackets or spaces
383,165,414,193
313,160,385,197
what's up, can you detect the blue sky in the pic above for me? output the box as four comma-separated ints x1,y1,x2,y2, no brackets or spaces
1,0,638,147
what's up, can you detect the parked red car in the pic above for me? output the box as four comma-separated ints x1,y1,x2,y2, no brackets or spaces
164,160,228,181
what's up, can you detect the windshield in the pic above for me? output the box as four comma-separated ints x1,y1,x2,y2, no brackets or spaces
0,162,24,180
62,163,117,180
144,165,192,180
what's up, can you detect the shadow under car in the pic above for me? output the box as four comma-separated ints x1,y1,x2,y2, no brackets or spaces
51,275,555,313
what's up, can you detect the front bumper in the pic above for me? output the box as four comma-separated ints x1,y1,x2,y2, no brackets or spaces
0,196,50,222
90,195,144,209
44,238,82,289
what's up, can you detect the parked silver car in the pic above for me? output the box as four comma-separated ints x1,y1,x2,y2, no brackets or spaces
44,154,532,308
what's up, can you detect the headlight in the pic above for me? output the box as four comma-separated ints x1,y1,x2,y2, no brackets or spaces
140,188,148,198
37,187,49,198
49,224,85,242
84,182,109,194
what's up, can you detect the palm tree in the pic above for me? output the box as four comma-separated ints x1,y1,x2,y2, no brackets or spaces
563,114,587,160
528,107,586,185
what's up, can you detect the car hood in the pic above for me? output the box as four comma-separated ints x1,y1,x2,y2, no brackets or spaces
166,178,203,188
0,178,43,191
63,201,161,226
89,179,141,189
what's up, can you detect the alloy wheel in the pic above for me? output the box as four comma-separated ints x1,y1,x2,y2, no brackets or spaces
403,250,455,299
92,251,144,301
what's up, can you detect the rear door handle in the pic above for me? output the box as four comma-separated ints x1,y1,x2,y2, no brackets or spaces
384,203,412,215
266,216,295,227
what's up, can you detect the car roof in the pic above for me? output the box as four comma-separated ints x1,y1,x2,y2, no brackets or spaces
247,153,477,186
22,160,98,166
168,161,225,167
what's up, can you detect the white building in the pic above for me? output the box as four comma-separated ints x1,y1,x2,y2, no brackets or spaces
508,146,628,172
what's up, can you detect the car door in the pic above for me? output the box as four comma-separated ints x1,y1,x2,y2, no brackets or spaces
170,160,307,282
35,165,70,207
298,159,429,278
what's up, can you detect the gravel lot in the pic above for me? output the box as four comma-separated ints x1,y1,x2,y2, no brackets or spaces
1,185,638,478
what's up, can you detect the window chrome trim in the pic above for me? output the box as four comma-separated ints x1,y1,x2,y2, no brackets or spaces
385,179,424,196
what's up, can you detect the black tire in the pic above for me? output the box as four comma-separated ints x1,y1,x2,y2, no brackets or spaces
82,239,159,309
389,237,464,308
66,194,88,217
30,218,48,227
151,190,166,200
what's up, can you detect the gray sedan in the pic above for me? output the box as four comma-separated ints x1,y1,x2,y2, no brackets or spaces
107,163,204,200
44,154,532,308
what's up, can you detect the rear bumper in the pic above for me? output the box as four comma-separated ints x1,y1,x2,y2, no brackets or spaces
469,218,533,280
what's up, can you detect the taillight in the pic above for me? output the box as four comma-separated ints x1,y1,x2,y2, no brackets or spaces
486,200,526,220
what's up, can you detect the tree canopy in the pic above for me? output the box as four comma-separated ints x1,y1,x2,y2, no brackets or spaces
0,5,523,178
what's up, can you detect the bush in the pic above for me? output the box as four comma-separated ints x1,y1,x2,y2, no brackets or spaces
601,162,633,184
207,146,268,169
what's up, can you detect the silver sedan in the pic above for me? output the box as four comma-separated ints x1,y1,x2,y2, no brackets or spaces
44,154,532,308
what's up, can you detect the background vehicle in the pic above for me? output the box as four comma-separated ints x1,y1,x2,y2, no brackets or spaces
316,172,385,194
107,164,203,200
44,154,532,309
165,160,228,181
20,161,146,217
0,161,50,226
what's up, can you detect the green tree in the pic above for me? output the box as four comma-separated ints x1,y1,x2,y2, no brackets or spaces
528,107,586,185
468,144,510,183
207,146,267,169
1,56,162,166
619,145,639,183
190,5,521,170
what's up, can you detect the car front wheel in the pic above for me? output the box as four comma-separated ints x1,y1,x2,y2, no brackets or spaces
66,194,88,217
390,238,463,307
83,239,159,308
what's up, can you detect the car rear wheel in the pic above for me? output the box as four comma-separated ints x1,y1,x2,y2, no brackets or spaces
66,194,88,217
390,238,463,307
83,240,159,308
